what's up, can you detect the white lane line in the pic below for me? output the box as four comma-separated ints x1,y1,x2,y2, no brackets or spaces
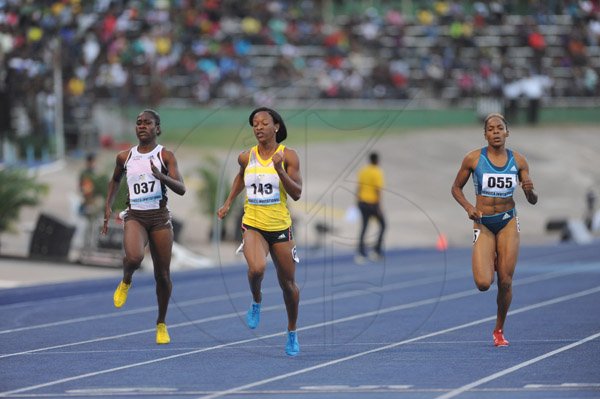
0,266,574,360
0,281,21,289
436,332,600,399
7,385,597,398
2,285,598,398
524,383,600,388
0,270,468,359
0,280,597,397
2,245,585,312
54,386,600,396
0,259,445,333
196,286,600,399
3,258,588,338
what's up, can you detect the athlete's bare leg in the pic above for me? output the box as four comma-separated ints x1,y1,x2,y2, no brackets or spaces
270,241,299,332
149,227,174,324
471,224,496,291
242,230,269,304
122,220,148,284
494,218,520,331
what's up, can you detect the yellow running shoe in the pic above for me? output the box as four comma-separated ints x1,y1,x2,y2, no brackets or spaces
156,323,170,344
113,281,131,308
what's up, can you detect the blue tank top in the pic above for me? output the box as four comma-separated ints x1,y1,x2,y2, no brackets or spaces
473,147,519,198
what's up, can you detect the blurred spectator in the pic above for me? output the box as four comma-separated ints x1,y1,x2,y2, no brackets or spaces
473,1,490,24
456,68,476,97
583,66,599,96
521,69,553,125
0,57,13,142
588,14,600,46
567,29,588,66
389,58,410,99
423,53,446,97
527,24,547,73
417,8,435,26
449,16,475,47
502,65,522,123
488,1,507,24
574,65,600,96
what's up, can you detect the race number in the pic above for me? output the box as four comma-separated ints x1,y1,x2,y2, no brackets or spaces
132,181,156,194
246,174,280,205
482,173,517,197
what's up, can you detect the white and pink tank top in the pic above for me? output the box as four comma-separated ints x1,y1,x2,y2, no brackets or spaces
125,145,167,210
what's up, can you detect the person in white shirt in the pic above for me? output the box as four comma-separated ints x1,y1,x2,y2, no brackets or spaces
520,70,552,125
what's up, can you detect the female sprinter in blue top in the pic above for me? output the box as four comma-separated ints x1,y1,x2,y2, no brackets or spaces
451,113,538,347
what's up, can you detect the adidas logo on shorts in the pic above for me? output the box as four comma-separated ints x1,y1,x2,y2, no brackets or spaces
277,233,286,240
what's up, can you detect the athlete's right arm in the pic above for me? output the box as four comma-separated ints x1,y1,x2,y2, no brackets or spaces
217,152,249,220
102,151,127,235
451,151,481,221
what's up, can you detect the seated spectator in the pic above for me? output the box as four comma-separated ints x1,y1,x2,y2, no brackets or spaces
527,25,547,72
567,31,588,66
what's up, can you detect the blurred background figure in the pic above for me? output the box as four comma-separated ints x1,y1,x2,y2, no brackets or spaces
584,189,598,232
502,66,522,124
355,151,386,264
77,152,103,259
78,153,100,217
520,68,552,125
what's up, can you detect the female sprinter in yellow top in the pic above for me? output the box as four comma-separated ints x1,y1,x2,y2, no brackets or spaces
217,107,302,356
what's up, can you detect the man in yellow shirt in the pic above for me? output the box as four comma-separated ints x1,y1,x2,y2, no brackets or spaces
355,152,386,263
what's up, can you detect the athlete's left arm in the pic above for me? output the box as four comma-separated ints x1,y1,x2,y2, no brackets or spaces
151,149,186,196
273,148,302,201
515,151,538,205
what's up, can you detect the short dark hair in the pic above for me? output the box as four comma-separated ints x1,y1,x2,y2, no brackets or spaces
369,152,379,164
483,113,508,132
141,109,161,135
248,107,288,143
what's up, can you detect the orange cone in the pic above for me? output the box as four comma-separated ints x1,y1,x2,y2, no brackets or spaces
436,233,448,251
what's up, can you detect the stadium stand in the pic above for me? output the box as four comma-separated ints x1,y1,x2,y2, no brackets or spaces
0,0,599,157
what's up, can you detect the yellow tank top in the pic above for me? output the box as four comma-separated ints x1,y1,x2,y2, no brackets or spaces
357,164,384,204
242,144,291,231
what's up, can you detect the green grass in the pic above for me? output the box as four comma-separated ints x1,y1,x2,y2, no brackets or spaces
120,106,600,149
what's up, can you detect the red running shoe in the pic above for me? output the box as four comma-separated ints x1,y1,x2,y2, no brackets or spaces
493,329,509,347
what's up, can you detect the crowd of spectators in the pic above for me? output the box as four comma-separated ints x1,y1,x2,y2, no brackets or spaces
0,0,599,148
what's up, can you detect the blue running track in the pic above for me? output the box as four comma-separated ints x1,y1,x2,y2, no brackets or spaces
1,242,599,399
